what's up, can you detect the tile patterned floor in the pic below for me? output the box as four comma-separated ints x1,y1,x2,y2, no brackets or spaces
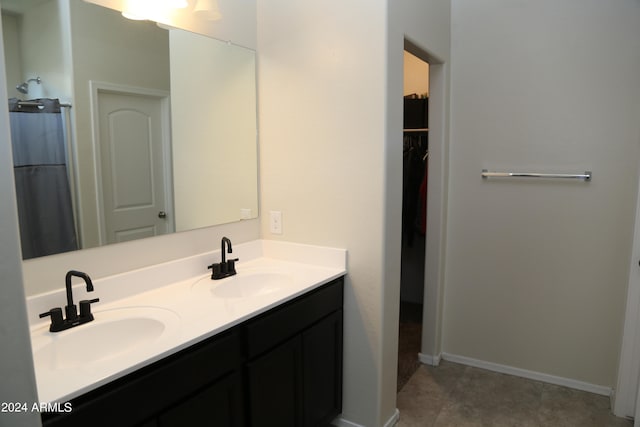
396,361,633,427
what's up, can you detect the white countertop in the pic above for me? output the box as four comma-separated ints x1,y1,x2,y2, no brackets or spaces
26,240,346,403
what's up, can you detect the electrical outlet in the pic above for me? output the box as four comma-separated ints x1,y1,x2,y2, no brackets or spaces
270,211,282,234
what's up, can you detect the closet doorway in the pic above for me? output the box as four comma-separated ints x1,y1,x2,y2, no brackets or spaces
398,50,429,391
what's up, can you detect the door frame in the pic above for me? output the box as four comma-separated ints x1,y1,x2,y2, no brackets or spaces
403,38,448,364
89,80,174,246
614,167,640,419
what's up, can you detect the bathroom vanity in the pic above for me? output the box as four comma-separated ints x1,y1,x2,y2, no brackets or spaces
27,240,346,427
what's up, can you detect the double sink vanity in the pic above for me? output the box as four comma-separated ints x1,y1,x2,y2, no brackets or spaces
26,239,347,426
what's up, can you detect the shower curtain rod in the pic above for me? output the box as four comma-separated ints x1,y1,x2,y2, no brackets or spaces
15,100,72,108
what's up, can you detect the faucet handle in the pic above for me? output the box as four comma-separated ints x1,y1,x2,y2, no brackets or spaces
227,258,239,275
79,298,100,320
39,308,64,332
209,262,223,279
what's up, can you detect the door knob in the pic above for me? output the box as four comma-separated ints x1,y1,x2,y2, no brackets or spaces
158,211,167,219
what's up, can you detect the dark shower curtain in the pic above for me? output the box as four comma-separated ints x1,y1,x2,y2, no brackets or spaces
9,98,77,259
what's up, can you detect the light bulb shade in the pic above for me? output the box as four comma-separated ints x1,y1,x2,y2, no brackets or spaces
122,0,189,21
194,0,222,20
121,0,153,20
169,0,188,9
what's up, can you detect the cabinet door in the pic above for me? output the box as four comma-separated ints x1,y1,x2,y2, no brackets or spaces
302,310,343,427
158,372,244,427
246,336,303,427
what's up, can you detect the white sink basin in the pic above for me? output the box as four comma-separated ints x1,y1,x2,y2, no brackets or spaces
193,271,294,298
32,306,180,371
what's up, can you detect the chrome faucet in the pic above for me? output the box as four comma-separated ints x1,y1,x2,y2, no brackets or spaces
39,270,100,332
208,236,239,280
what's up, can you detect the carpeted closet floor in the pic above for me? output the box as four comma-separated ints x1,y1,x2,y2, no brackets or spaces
397,301,423,392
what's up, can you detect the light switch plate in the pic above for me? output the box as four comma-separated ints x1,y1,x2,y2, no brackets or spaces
270,211,282,234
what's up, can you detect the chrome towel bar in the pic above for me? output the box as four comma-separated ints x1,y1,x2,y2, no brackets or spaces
481,169,592,181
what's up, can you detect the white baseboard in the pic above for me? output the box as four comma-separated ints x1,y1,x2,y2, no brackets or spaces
332,417,364,427
384,408,400,427
418,352,441,366
333,408,400,427
441,352,613,397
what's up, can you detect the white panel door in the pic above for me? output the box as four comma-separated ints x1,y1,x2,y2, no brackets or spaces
97,91,170,244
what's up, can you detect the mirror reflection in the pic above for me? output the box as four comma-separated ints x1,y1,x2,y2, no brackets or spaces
1,0,258,260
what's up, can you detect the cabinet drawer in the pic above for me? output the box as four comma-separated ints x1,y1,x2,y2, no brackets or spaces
245,277,343,359
43,327,242,427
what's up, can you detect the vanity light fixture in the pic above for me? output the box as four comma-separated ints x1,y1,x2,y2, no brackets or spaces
170,0,189,8
121,0,152,20
194,0,222,21
122,0,188,21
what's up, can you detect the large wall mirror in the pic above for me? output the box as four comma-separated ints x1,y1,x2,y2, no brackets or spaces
1,0,258,260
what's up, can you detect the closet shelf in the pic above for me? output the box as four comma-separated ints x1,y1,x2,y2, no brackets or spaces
403,128,429,133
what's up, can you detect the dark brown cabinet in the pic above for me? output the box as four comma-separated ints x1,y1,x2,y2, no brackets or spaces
42,277,343,427
246,311,343,427
302,311,343,427
245,277,343,427
42,328,244,427
247,335,303,426
158,372,245,427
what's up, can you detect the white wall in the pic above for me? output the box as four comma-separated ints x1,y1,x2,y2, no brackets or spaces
19,0,71,100
0,1,72,100
257,1,389,425
258,0,451,425
0,16,42,427
2,12,23,99
445,0,640,388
